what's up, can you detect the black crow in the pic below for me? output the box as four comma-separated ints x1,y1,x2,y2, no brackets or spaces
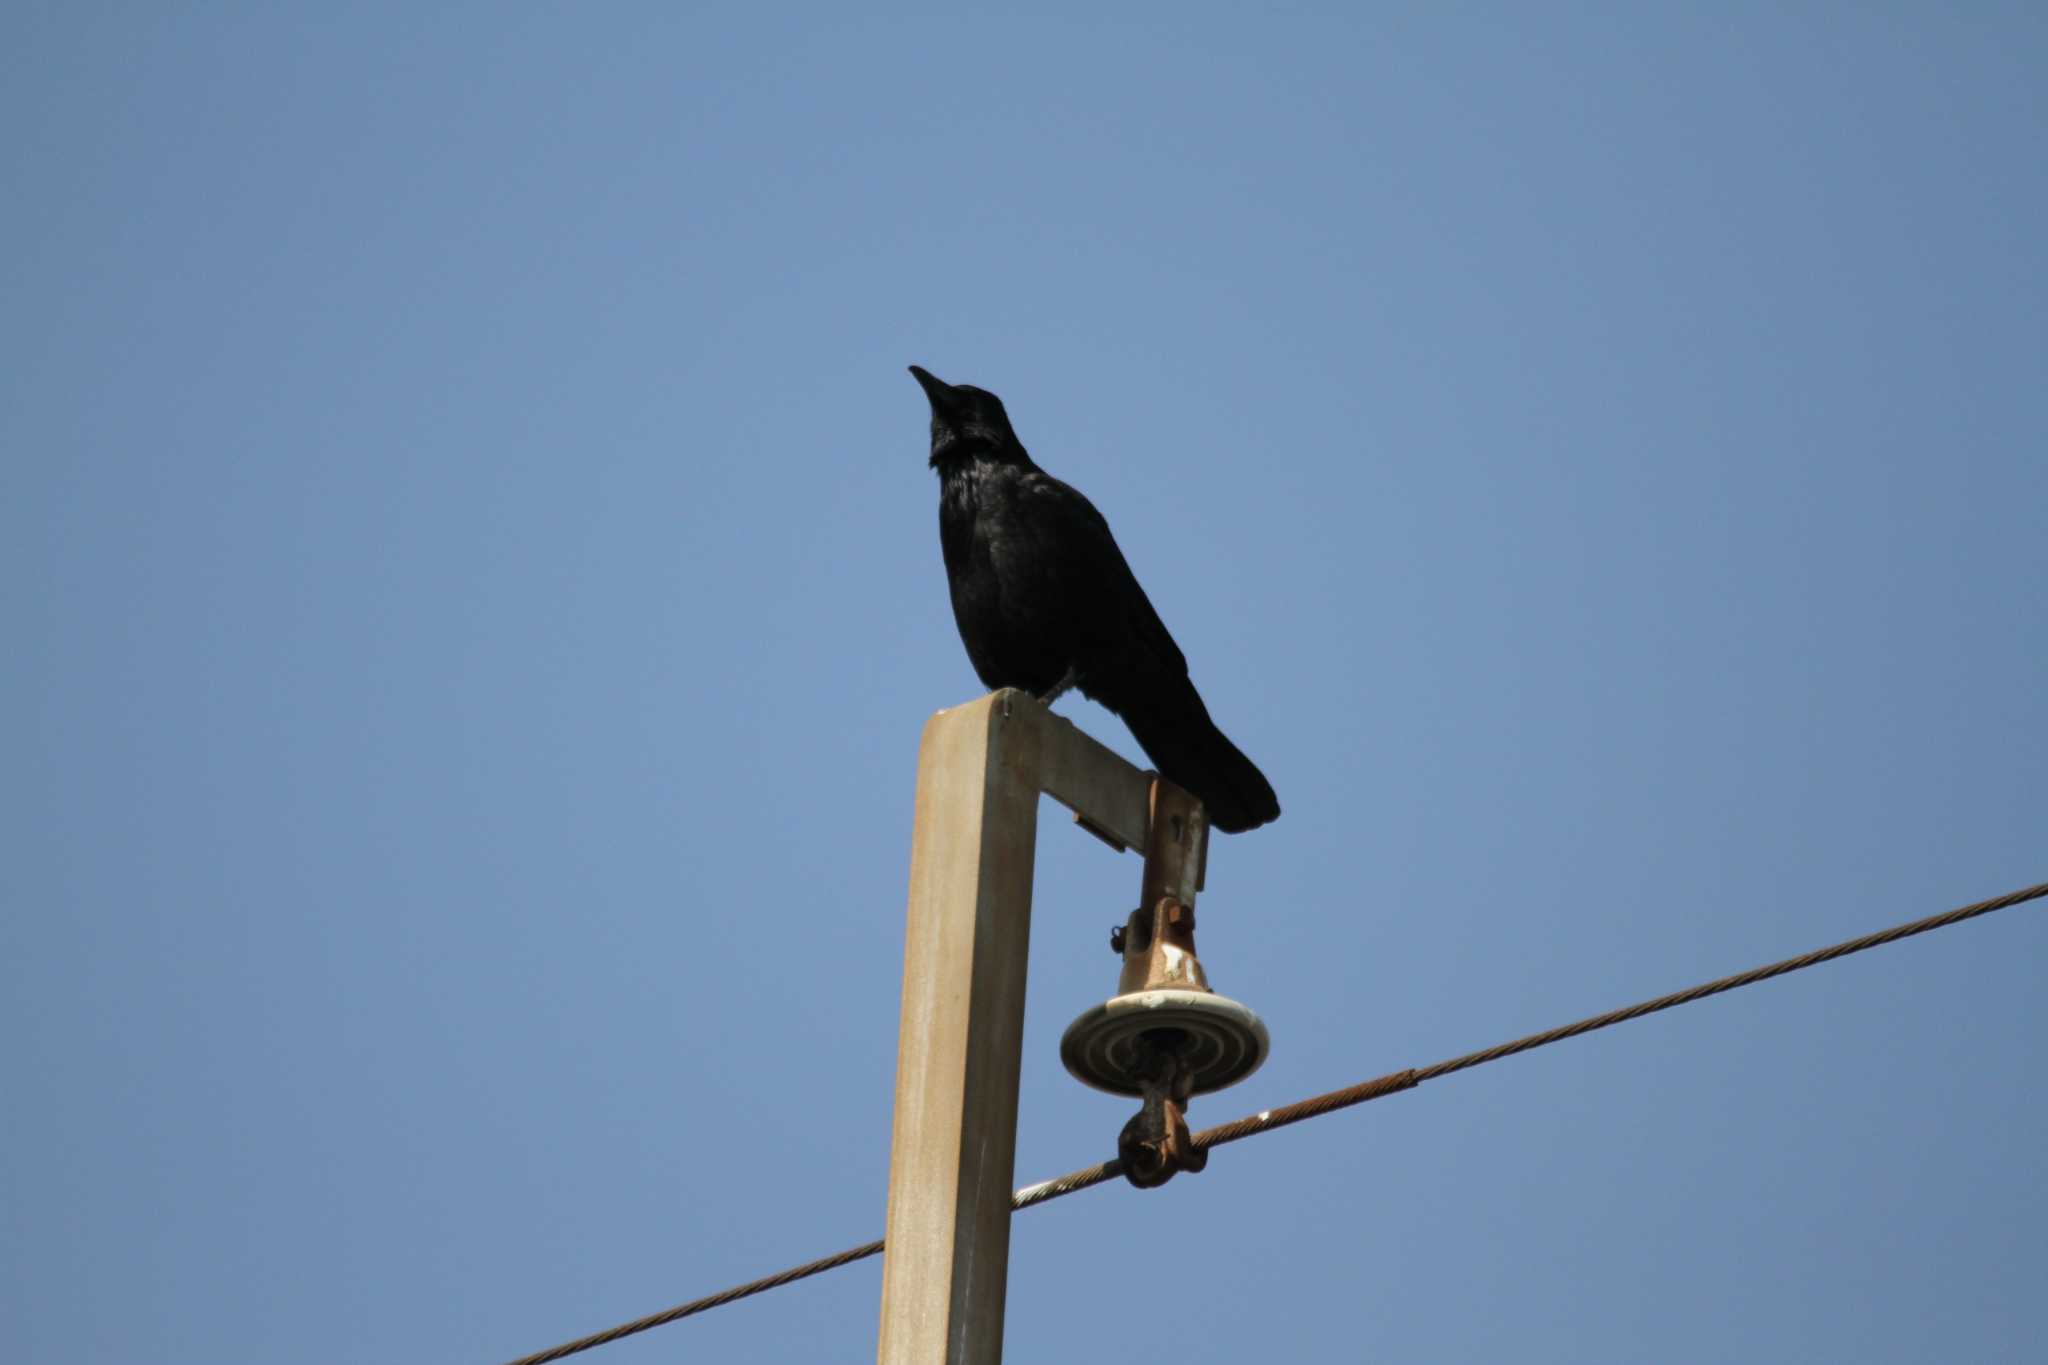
910,365,1279,833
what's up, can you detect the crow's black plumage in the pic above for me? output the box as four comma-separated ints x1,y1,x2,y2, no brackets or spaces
910,365,1280,833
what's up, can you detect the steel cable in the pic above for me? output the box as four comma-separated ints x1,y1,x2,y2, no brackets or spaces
501,1241,886,1365
500,878,2045,1365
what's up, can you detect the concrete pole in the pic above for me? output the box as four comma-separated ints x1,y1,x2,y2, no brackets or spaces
877,692,1039,1364
877,691,1157,1364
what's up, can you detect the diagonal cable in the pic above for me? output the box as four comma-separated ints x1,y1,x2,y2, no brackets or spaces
501,878,2046,1365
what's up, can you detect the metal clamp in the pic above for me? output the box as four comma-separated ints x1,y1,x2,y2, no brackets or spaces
1116,1030,1209,1188
1060,779,1269,1190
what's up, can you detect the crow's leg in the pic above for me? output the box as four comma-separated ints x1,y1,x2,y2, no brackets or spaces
1038,666,1080,707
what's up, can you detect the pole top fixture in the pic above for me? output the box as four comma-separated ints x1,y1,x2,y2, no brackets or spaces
1059,778,1270,1187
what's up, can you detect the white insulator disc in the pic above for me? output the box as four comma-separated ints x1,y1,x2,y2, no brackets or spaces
1060,989,1270,1097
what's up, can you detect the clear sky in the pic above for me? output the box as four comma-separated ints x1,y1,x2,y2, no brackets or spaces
4,6,2043,1362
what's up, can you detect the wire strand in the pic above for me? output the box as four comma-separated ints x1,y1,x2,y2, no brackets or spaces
502,1241,885,1365
499,878,2045,1365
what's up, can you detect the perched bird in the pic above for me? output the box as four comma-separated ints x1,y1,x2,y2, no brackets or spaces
910,365,1280,833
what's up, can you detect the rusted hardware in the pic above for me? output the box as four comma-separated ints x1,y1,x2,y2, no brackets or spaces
1105,775,1206,961
1117,779,1210,994
1117,1030,1209,1188
1065,776,1267,1185
1115,896,1211,995
1116,781,1212,1187
1141,779,1204,913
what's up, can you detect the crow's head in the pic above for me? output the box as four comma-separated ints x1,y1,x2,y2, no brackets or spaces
910,366,1020,467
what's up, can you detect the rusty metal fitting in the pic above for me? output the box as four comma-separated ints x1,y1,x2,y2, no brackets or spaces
1060,777,1270,1187
1115,896,1211,996
1114,1031,1211,1188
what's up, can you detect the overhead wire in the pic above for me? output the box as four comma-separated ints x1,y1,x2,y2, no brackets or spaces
501,877,2046,1365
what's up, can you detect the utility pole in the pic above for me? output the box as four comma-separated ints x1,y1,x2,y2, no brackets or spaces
876,690,1265,1363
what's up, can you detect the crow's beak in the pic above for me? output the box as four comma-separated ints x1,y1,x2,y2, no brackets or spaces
909,365,958,413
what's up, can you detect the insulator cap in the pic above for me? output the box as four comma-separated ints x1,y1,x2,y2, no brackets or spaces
1060,988,1269,1097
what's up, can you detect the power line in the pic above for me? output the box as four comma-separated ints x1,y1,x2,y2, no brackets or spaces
503,1240,886,1365
500,877,2046,1365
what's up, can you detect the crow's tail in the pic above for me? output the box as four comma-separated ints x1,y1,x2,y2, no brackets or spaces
1115,676,1280,834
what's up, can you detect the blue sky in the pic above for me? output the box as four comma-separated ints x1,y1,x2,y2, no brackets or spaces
4,6,2043,1362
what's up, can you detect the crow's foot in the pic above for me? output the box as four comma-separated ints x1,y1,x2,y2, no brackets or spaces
1038,667,1080,707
